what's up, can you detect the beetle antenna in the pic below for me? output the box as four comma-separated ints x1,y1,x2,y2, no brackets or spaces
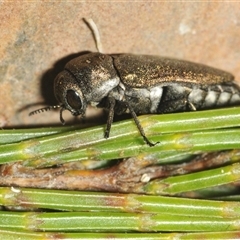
29,105,61,116
83,18,103,53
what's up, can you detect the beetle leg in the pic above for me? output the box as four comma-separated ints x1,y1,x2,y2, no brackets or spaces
188,101,197,111
125,100,158,147
104,97,116,139
60,107,66,124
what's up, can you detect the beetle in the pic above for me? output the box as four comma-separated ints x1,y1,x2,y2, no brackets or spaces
30,52,240,146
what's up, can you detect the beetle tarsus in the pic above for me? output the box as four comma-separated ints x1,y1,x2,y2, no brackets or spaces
104,130,109,139
143,136,159,147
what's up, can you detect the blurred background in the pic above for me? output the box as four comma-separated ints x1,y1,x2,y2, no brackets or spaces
1,2,240,127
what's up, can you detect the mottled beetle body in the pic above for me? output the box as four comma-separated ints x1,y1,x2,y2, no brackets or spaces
31,53,240,146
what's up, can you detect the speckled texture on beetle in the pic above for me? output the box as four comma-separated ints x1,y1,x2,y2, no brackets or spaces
30,53,240,146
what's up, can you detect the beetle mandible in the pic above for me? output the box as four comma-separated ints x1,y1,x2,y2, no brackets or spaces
30,52,240,146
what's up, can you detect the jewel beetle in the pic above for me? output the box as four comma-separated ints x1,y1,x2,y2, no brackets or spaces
30,52,240,146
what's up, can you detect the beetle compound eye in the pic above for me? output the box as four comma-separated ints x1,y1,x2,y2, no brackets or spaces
66,90,82,110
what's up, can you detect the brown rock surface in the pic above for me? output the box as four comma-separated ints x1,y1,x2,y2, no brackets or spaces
1,2,240,126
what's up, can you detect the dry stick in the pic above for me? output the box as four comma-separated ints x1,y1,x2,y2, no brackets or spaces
0,151,237,193
83,18,103,53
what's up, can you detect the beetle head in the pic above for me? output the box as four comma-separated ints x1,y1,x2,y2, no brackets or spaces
54,70,87,120
29,69,87,124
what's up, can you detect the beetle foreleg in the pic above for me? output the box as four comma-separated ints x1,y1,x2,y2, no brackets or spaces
60,108,66,125
104,97,116,139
